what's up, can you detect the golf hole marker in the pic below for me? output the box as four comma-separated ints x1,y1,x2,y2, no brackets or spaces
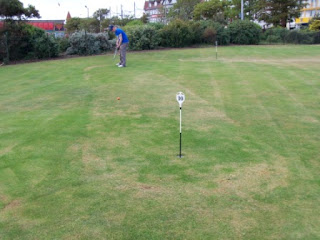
176,92,185,158
215,41,218,60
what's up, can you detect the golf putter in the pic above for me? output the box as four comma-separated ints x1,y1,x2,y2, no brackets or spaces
113,48,118,60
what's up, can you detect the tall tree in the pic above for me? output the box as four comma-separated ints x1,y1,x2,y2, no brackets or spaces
92,9,110,32
168,0,202,21
229,0,259,20
193,0,230,22
255,0,307,27
0,0,40,20
93,8,110,21
65,17,82,34
140,13,149,24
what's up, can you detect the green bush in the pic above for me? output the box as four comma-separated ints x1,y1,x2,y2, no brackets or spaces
147,22,165,30
124,25,161,50
266,35,282,44
187,21,202,44
199,21,230,45
0,22,59,62
260,28,320,45
126,20,144,27
56,37,70,53
66,31,112,55
313,31,320,44
286,30,314,44
228,20,261,45
261,27,289,44
34,35,59,59
203,27,217,44
160,19,193,48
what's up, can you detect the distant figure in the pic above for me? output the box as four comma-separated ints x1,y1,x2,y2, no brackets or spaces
109,25,129,68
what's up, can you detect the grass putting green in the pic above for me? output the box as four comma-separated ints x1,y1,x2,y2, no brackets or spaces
0,45,320,239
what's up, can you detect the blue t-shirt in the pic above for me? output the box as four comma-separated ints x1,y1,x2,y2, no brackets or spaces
115,28,129,43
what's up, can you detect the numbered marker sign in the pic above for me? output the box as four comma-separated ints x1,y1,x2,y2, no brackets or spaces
176,92,185,108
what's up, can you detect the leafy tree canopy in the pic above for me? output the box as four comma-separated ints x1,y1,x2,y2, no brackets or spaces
92,8,110,21
193,0,230,21
0,0,40,20
255,0,308,27
309,20,320,31
169,0,202,21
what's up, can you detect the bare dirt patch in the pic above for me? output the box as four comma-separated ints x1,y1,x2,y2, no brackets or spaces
179,56,320,68
0,144,17,157
2,199,21,213
213,157,289,198
84,65,106,72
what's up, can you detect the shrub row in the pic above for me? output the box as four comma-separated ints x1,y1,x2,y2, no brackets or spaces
120,20,260,51
261,27,320,44
0,23,59,63
1,19,320,62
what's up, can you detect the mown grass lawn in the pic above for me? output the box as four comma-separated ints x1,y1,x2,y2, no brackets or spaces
0,45,320,239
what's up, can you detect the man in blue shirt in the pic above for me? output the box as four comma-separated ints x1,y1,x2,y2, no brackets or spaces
109,25,129,68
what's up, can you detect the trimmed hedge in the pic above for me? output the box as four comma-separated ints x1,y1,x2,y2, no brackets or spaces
228,20,261,45
198,20,230,45
261,27,289,44
34,35,59,59
124,25,161,50
160,19,194,48
261,28,320,44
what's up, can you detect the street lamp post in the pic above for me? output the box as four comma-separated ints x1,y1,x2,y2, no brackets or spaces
99,9,102,32
241,0,244,20
85,5,89,18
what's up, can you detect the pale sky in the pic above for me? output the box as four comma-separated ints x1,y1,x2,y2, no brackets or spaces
20,0,146,20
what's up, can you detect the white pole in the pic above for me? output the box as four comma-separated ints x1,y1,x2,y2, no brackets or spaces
179,106,182,157
215,41,218,59
241,0,244,20
176,92,185,158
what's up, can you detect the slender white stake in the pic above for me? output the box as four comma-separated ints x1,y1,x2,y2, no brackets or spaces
176,92,185,158
215,41,218,59
180,107,182,133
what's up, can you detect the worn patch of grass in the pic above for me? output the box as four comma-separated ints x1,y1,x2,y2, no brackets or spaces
0,45,320,239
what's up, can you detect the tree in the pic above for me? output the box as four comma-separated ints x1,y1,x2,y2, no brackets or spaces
169,0,201,21
229,0,259,20
93,8,110,21
92,8,110,32
255,0,307,28
65,17,82,34
0,0,41,64
309,20,320,31
0,0,40,20
140,13,149,24
309,13,320,31
193,0,230,22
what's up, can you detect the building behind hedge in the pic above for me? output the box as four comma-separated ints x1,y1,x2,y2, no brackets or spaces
296,0,320,28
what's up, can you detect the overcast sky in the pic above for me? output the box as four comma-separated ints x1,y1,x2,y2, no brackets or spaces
20,0,146,20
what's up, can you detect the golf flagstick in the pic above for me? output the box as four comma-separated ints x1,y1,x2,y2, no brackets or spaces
176,92,185,158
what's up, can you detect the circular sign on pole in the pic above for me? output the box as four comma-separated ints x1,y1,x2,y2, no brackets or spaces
176,92,185,108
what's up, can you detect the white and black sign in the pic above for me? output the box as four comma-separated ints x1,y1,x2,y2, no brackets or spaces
176,92,185,108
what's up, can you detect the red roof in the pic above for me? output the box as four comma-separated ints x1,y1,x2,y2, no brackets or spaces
67,12,71,20
0,21,4,28
144,1,149,10
27,22,54,31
